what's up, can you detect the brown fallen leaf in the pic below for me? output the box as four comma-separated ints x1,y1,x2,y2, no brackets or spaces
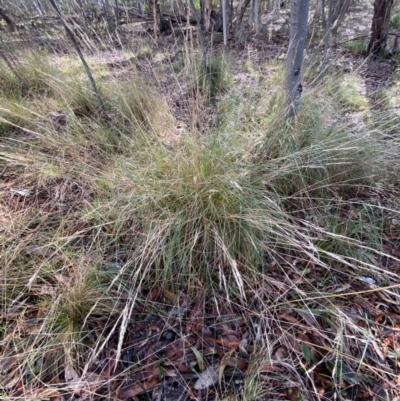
3,374,22,390
297,332,310,343
217,330,241,348
200,327,218,348
165,342,183,360
64,365,105,395
117,379,161,399
164,290,179,301
279,313,300,324
275,347,287,359
219,356,248,371
257,363,284,373
101,356,118,377
280,334,301,353
0,355,21,372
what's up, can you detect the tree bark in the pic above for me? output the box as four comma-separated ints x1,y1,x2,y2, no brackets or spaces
367,0,394,56
222,0,227,43
234,0,252,34
285,0,310,119
249,0,254,27
202,0,212,31
316,0,332,82
0,7,16,32
273,0,281,18
331,0,351,34
249,0,259,32
189,0,209,77
254,0,259,32
114,0,119,26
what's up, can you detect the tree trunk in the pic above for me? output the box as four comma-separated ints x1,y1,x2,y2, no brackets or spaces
248,0,259,32
114,0,119,26
316,0,333,82
254,0,259,32
202,0,212,31
170,0,185,16
249,0,254,27
34,0,45,16
273,0,281,17
285,0,310,119
189,0,209,77
320,0,326,28
331,0,351,34
367,0,394,56
221,0,227,43
0,7,16,32
234,0,252,34
138,0,145,16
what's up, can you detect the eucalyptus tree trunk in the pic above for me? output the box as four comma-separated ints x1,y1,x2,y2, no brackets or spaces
368,0,394,56
138,0,145,15
221,0,227,43
234,0,251,34
316,0,332,82
0,7,16,31
331,0,351,34
313,0,325,28
202,0,212,31
114,0,119,25
249,0,254,27
254,0,259,32
285,0,309,119
189,0,209,76
249,0,259,32
170,0,184,16
273,0,281,17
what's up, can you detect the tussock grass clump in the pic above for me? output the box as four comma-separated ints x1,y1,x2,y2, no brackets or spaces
0,52,114,123
0,97,36,137
218,66,399,266
54,78,106,117
107,80,175,137
0,53,60,98
344,38,368,55
89,136,300,295
332,74,370,110
191,54,231,97
316,202,383,262
0,233,114,383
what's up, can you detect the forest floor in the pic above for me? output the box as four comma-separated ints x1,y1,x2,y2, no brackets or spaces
1,4,400,401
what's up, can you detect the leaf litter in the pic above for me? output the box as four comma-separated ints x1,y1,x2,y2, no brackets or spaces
1,266,400,401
